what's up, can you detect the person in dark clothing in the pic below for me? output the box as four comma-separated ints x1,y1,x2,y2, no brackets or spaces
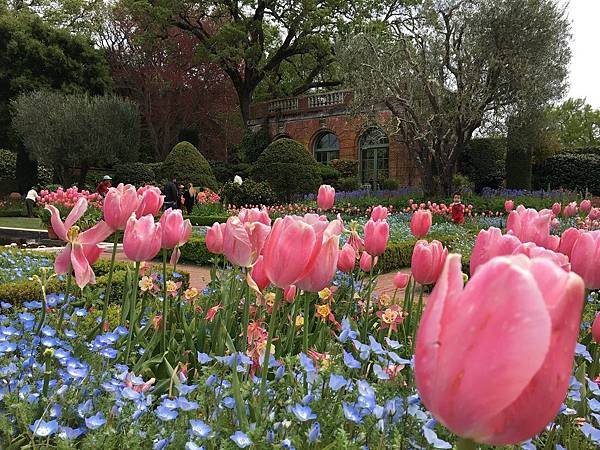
163,179,178,210
183,183,196,215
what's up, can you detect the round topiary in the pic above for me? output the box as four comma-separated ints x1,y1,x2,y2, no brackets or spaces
162,141,217,189
253,138,322,200
113,162,155,186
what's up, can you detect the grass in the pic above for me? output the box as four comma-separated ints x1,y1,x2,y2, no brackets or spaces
0,217,43,229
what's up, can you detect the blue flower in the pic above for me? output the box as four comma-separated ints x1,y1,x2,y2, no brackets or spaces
197,352,213,364
281,438,295,449
423,427,452,449
342,402,363,423
99,348,117,359
372,364,390,380
222,396,236,409
85,412,106,430
338,318,358,342
30,419,58,437
178,384,198,395
290,403,317,422
185,442,205,450
575,343,592,362
189,419,211,439
329,374,348,391
77,399,93,418
156,405,178,421
299,353,316,373
308,422,320,443
342,350,361,369
177,397,199,411
58,426,85,440
581,422,600,444
230,430,252,448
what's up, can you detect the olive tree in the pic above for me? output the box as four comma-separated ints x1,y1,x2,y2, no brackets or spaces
339,0,570,194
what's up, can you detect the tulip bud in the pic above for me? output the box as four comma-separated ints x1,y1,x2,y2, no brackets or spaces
206,222,225,254
364,219,389,256
337,243,356,273
410,209,432,238
359,251,377,272
393,272,409,289
370,205,388,221
580,199,592,214
317,184,335,210
592,313,600,344
411,240,448,285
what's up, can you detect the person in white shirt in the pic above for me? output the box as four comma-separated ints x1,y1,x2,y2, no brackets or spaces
25,186,38,218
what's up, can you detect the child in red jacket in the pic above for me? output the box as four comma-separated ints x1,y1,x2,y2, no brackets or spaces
450,192,465,224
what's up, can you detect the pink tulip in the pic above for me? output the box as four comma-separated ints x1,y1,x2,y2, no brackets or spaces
592,313,600,344
359,251,377,272
562,201,578,218
136,186,164,217
159,208,193,265
570,230,600,289
364,219,389,256
103,183,139,230
506,205,557,250
410,209,432,238
512,242,570,271
551,202,561,216
470,227,521,275
47,199,113,288
296,220,342,292
370,205,388,221
250,255,270,291
206,222,225,254
504,200,514,213
238,207,271,226
580,199,592,214
317,184,335,210
557,227,583,258
262,215,331,288
222,215,271,268
415,253,584,445
284,284,297,302
393,272,410,289
411,240,448,285
337,243,356,273
123,214,162,262
588,208,600,221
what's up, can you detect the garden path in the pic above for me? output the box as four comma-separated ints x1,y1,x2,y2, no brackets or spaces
103,248,410,295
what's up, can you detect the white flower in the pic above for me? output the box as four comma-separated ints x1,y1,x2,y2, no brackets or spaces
233,175,243,185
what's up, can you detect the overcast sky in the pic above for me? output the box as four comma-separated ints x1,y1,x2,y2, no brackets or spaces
565,0,600,107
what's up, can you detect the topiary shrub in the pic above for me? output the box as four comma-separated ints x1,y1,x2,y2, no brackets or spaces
330,159,359,178
318,164,341,187
220,179,277,206
162,141,217,189
461,137,506,192
253,138,322,200
240,127,271,163
210,161,253,184
113,162,155,186
179,236,214,266
380,178,400,190
336,176,361,192
0,149,17,194
534,152,600,195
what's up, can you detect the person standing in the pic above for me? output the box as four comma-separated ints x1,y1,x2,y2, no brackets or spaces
450,192,465,224
96,175,112,198
183,183,196,215
163,178,178,210
25,186,38,218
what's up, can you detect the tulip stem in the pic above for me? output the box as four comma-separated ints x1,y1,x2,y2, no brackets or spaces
303,293,310,354
258,289,282,415
162,249,168,352
456,437,478,450
57,272,71,333
125,261,141,362
100,233,119,329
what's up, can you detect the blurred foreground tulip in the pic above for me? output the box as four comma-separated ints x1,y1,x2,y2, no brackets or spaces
570,230,600,289
415,253,584,445
206,222,225,254
470,227,521,275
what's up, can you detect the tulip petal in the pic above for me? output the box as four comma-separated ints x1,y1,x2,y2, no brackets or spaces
64,198,88,230
45,205,67,241
79,221,113,245
70,244,95,288
170,247,181,266
54,245,72,274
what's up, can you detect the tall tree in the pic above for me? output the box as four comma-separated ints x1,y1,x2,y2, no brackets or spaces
545,98,600,149
123,0,366,125
100,5,241,160
338,0,570,194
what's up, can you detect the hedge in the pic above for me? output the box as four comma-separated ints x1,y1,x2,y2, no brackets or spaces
534,152,600,195
185,215,229,226
461,138,506,192
0,263,189,306
179,236,213,266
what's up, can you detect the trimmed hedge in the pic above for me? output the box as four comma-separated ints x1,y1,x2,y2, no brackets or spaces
186,215,229,226
179,236,213,265
162,141,217,189
461,138,506,192
113,162,155,186
0,263,189,305
534,152,600,195
220,179,277,206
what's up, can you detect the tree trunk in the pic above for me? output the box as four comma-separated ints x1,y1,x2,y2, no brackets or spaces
239,92,251,129
79,163,90,189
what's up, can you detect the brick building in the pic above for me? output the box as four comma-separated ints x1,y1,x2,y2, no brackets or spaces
249,90,419,188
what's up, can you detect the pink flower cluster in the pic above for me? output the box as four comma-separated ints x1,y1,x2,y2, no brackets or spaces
196,188,220,205
38,187,102,209
402,199,474,218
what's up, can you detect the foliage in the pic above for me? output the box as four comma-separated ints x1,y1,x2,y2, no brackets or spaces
535,153,600,195
161,141,217,190
317,163,341,187
0,200,28,217
178,235,212,265
254,138,322,200
379,178,400,191
0,148,17,193
209,161,253,184
12,91,140,185
185,215,229,227
0,9,111,147
545,98,600,148
461,138,506,192
113,162,156,187
339,0,570,194
238,127,271,163
336,176,361,192
330,158,359,178
220,179,278,207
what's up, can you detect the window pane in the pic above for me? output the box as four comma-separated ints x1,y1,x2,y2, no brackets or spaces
314,132,339,165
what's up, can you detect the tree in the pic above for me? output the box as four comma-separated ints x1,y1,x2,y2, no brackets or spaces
12,91,140,185
545,98,600,149
338,0,570,194
100,5,241,160
123,0,367,126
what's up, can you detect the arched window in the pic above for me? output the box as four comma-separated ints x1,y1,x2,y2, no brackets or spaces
313,132,339,164
359,128,389,188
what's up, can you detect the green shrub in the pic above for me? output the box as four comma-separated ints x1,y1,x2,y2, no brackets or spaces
336,176,361,192
318,164,341,186
534,152,600,195
220,179,277,206
239,128,271,163
185,215,229,226
113,162,155,186
0,149,17,193
0,200,27,217
179,236,214,265
253,138,321,200
461,138,506,192
162,141,217,189
210,161,253,184
146,162,164,181
380,178,400,190
330,159,359,178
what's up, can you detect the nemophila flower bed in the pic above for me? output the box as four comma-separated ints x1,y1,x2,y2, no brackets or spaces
1,182,600,449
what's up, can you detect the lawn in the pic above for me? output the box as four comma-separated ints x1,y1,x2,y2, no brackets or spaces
0,216,43,229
